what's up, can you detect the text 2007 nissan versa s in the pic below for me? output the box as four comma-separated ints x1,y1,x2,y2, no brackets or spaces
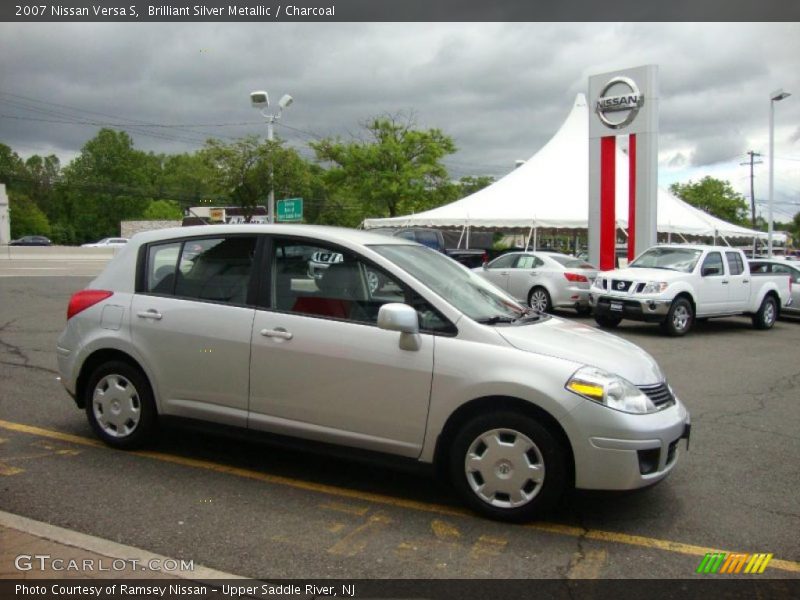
58,225,690,521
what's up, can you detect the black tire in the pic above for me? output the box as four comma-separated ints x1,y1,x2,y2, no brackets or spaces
594,314,622,328
528,287,552,313
84,360,158,449
449,412,568,522
752,295,778,330
661,297,693,336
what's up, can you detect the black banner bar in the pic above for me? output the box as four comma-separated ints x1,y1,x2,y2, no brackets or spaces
2,0,799,22
3,579,800,600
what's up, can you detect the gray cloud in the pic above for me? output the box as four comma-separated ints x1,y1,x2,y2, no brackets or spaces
1,22,799,192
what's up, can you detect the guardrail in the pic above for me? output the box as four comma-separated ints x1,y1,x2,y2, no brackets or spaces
0,246,119,260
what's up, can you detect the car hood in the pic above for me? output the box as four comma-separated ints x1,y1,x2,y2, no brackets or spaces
599,267,690,282
496,316,663,385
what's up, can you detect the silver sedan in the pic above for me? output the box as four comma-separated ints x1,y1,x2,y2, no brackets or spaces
749,259,800,316
475,251,598,314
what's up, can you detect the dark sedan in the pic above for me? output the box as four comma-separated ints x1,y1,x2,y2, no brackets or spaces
9,235,52,246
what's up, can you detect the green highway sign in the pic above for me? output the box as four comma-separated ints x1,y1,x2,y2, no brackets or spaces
277,198,303,222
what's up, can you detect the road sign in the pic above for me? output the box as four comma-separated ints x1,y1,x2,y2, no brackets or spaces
277,198,303,222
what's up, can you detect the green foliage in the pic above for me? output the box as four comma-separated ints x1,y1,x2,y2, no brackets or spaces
57,129,154,242
201,136,324,222
669,177,749,226
8,193,51,238
143,199,183,220
311,116,457,221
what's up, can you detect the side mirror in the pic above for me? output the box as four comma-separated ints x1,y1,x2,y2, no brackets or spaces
702,266,721,277
377,303,421,351
482,263,488,270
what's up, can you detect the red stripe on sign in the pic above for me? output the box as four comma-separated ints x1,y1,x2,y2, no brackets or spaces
628,134,636,262
600,136,616,270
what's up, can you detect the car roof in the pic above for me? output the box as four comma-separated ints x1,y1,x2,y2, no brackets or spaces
128,224,415,247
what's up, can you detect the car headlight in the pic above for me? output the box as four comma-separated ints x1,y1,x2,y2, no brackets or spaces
566,366,657,414
641,281,668,294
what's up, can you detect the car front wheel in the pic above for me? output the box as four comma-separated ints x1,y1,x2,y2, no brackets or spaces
85,361,157,449
661,297,693,336
449,412,567,522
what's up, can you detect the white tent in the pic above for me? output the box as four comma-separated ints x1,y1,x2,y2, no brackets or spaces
363,94,783,243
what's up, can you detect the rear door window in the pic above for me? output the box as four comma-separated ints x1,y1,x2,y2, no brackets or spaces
146,236,256,305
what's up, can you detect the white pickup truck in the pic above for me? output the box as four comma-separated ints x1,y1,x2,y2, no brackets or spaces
589,245,793,336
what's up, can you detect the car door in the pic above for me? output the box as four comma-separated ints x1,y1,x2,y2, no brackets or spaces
248,238,437,458
481,253,518,292
724,251,748,312
506,254,546,303
130,235,258,427
695,251,728,315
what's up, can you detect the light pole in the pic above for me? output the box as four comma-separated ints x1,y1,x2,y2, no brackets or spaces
250,90,293,223
768,88,790,257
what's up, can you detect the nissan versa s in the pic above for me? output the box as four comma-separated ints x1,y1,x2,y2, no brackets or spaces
57,225,690,522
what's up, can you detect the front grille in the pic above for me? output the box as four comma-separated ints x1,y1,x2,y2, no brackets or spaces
612,279,633,292
638,382,676,409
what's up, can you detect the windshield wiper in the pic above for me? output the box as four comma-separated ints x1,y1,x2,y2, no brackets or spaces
513,311,543,323
476,315,516,325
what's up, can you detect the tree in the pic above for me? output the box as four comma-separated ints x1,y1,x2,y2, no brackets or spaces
56,129,154,242
669,177,749,226
311,115,457,221
8,193,51,239
201,136,323,222
143,199,183,220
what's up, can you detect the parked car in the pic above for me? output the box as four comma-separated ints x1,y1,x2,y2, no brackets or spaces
590,245,793,336
82,237,129,248
474,251,598,314
749,259,800,316
9,235,51,246
369,227,488,268
58,225,690,522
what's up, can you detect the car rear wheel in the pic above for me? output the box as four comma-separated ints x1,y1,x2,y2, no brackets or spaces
661,297,693,336
449,412,567,522
752,295,777,330
85,361,157,449
528,287,551,313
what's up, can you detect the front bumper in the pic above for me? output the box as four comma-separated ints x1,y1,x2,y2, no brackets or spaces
563,394,691,490
590,293,671,323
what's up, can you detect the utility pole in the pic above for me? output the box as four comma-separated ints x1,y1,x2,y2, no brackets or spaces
741,150,763,255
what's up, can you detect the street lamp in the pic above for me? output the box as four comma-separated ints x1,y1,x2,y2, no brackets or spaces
250,90,294,223
768,88,790,257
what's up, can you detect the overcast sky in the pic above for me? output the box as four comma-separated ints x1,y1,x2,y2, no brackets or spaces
1,22,798,219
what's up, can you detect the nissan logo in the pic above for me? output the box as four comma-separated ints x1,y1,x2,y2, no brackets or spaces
616,281,626,290
595,76,644,129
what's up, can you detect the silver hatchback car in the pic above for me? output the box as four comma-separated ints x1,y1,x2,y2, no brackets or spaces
57,225,690,522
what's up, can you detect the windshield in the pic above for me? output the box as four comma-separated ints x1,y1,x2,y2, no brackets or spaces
371,244,529,323
630,247,703,273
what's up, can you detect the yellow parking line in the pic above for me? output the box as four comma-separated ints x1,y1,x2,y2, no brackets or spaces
1,418,798,574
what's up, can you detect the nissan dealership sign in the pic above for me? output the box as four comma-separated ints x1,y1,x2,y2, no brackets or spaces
588,65,659,271
595,76,644,129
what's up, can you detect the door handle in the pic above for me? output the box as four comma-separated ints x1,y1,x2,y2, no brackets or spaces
743,279,749,283
260,328,293,341
721,281,729,285
136,309,162,320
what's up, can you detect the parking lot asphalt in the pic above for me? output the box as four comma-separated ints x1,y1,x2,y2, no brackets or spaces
0,273,798,580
